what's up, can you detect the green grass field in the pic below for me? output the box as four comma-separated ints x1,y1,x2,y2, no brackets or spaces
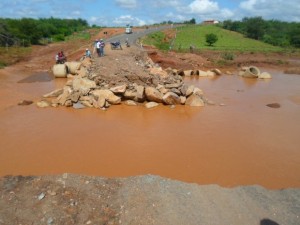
145,25,286,52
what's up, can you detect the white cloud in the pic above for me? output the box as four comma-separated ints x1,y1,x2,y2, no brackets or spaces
188,0,219,14
115,0,137,9
239,0,300,21
113,15,146,26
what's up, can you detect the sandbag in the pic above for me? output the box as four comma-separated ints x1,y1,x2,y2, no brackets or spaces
65,61,81,75
52,64,67,78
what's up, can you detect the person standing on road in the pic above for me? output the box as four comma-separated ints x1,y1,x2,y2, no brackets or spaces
96,40,101,57
99,39,105,57
93,39,98,55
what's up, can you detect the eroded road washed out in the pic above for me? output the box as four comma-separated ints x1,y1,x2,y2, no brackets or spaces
0,44,300,190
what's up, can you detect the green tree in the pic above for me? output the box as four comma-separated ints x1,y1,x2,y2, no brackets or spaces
205,33,218,46
243,17,265,40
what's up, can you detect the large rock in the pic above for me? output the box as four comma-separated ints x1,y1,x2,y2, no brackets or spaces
69,91,81,103
76,67,87,78
186,85,194,97
186,94,205,107
124,90,138,100
52,64,67,78
72,77,96,95
149,67,168,78
43,89,63,98
163,92,181,105
110,84,127,94
65,61,81,75
145,102,159,109
57,86,72,106
180,96,186,105
136,85,145,102
91,90,121,105
125,100,137,106
193,87,204,96
145,87,163,103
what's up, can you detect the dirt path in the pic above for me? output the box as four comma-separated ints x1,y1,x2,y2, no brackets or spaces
1,174,299,225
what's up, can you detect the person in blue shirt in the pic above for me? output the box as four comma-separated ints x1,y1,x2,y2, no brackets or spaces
85,48,91,58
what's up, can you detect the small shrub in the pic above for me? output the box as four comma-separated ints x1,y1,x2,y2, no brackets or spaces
221,52,235,60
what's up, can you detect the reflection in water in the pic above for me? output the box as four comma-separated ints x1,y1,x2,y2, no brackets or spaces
0,69,300,189
18,72,54,83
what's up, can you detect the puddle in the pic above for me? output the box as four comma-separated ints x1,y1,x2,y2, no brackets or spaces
18,72,54,83
0,70,300,189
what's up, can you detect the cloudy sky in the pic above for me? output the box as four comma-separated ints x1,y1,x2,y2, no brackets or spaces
0,0,299,26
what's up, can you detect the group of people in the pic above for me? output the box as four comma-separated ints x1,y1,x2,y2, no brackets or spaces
94,39,105,57
54,38,106,64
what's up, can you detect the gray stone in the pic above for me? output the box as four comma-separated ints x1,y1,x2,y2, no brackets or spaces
185,94,205,107
124,90,137,100
91,89,121,105
110,84,127,94
171,88,181,96
145,87,163,103
163,92,181,105
186,85,194,97
125,100,137,106
136,85,145,101
73,102,86,109
80,101,93,108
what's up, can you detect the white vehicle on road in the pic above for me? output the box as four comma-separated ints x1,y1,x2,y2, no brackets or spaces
125,25,132,34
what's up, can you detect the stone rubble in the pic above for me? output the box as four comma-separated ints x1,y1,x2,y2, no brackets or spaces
39,55,214,110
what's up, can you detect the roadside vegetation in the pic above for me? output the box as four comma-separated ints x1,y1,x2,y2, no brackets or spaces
0,17,89,46
174,25,284,52
222,17,300,48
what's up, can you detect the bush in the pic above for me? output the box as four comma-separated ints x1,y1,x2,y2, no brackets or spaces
52,34,65,42
205,33,218,46
221,52,235,60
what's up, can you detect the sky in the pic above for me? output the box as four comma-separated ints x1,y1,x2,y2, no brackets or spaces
0,0,299,26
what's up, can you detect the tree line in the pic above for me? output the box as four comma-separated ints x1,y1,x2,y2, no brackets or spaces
0,17,88,46
221,17,300,48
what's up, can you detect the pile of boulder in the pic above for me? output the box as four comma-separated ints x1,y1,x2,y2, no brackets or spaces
38,58,210,109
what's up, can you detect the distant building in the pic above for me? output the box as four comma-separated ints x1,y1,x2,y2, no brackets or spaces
202,20,219,25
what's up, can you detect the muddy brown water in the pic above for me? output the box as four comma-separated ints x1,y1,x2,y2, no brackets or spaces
0,68,300,189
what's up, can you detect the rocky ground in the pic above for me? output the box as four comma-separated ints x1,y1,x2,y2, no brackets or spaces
0,174,299,225
1,28,300,225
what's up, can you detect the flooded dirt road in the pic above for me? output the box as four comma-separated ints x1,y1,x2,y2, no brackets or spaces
0,67,300,189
